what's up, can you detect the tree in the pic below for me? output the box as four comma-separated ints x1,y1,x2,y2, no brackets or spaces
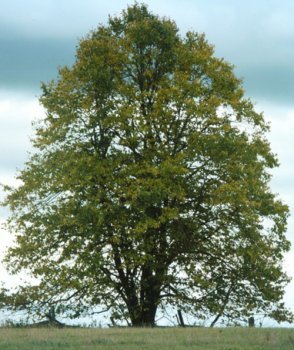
3,4,292,326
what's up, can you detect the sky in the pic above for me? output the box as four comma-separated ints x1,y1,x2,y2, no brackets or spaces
0,0,294,326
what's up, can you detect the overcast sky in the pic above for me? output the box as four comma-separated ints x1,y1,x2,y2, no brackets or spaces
1,0,294,326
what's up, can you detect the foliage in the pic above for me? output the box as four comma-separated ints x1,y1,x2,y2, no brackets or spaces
3,3,292,326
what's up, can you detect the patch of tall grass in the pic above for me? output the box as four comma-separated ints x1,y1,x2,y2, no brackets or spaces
0,327,293,349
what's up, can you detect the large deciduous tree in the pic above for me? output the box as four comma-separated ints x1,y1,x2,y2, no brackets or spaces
3,4,292,326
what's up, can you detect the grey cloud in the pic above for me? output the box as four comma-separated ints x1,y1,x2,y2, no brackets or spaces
235,65,294,105
0,0,294,106
2,33,293,106
0,37,75,91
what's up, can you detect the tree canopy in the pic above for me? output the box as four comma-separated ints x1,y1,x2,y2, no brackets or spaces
3,4,292,326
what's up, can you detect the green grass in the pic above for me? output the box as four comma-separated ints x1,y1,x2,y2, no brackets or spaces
0,327,293,349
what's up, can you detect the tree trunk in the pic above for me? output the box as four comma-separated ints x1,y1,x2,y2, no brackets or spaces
126,272,161,327
177,309,185,327
210,312,222,328
131,305,158,327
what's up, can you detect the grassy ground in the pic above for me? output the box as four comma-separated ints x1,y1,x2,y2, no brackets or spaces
0,327,293,349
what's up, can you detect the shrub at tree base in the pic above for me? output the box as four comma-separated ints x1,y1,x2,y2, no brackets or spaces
3,4,292,326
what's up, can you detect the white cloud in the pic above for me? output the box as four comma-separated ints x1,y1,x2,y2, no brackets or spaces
0,91,45,172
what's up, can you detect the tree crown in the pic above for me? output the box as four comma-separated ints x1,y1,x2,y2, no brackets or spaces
3,3,292,326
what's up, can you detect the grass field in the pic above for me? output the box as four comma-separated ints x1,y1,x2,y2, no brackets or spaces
0,327,293,349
